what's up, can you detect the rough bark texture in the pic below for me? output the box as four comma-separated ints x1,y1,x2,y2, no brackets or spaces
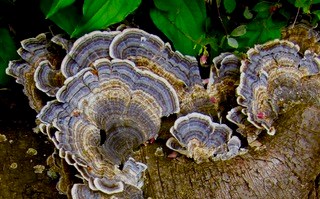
140,105,320,199
0,88,66,199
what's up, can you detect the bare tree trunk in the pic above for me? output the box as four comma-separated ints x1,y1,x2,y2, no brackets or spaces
139,105,320,199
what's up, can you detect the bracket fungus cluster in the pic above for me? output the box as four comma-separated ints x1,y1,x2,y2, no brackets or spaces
166,112,242,164
231,39,320,138
281,21,320,54
38,57,179,195
7,28,244,198
6,33,71,111
7,23,320,198
207,52,241,120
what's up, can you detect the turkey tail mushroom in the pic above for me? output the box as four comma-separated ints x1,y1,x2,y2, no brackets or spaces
61,31,120,78
6,33,71,112
226,106,262,144
281,21,320,54
207,52,241,120
108,28,212,115
38,58,179,195
6,23,320,198
236,39,320,136
109,28,202,88
166,112,243,164
71,181,144,199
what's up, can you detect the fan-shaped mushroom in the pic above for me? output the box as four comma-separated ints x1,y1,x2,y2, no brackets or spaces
6,34,70,111
38,58,179,194
237,39,320,135
166,112,242,164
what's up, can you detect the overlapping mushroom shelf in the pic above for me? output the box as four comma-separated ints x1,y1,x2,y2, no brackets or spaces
38,58,180,194
233,39,320,136
6,24,320,198
166,112,242,164
6,34,71,111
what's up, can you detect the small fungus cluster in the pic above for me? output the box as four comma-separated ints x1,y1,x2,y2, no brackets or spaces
6,24,320,198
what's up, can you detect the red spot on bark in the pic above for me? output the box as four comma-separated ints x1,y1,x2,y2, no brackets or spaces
257,112,265,119
149,137,155,144
168,151,178,159
210,97,217,103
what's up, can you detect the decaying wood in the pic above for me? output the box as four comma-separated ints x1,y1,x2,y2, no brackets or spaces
139,105,320,198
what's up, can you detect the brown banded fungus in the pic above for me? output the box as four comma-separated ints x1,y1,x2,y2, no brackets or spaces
61,31,121,78
38,58,180,195
59,28,208,115
226,106,262,144
108,29,212,115
71,182,144,199
207,53,241,120
8,27,254,197
236,39,320,135
166,112,242,164
281,21,320,54
6,34,71,112
109,28,202,89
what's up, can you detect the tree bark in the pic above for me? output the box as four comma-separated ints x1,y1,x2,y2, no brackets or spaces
139,105,320,199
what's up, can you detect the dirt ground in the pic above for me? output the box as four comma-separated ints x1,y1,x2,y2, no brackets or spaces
0,86,67,199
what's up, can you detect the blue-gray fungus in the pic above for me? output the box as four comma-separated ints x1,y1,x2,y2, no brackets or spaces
109,28,203,89
38,58,180,195
207,52,241,120
6,34,71,111
226,106,262,144
13,27,317,198
166,112,242,164
71,182,144,199
61,31,121,78
108,28,210,115
281,21,320,54
6,28,210,198
236,39,320,136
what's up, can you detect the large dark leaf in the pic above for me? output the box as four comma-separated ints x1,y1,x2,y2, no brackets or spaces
46,0,76,18
0,28,18,85
150,0,208,56
237,18,285,50
40,0,80,35
72,0,141,37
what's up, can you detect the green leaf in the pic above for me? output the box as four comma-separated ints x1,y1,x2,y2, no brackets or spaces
230,25,246,37
290,0,320,14
227,37,238,48
223,0,236,14
205,37,219,52
150,0,208,56
294,0,310,8
291,0,320,13
72,0,141,37
46,0,76,18
253,2,271,12
0,28,18,85
253,2,272,18
243,6,253,19
40,0,80,35
313,10,320,20
237,18,285,50
278,7,292,20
